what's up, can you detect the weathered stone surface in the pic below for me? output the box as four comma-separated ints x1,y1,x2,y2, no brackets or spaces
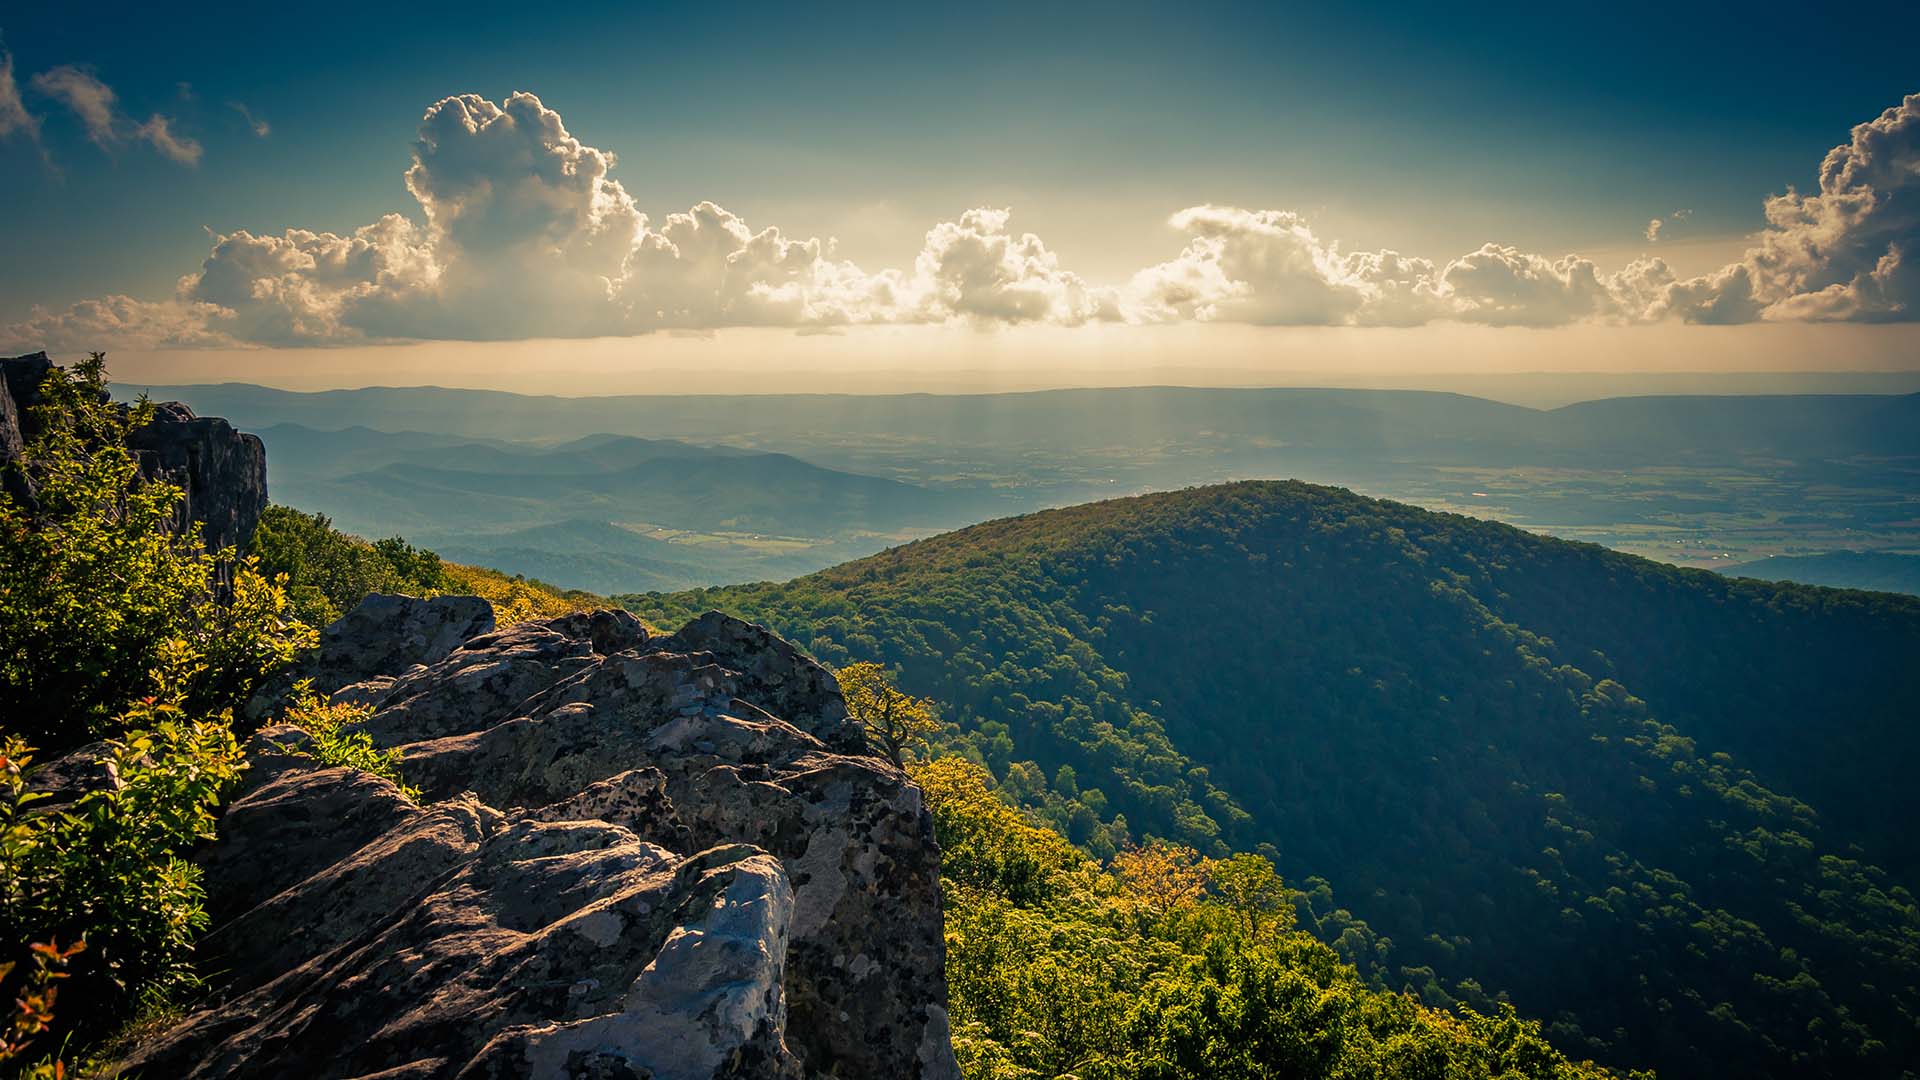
126,400,268,556
1,351,268,555
313,593,500,694
125,599,958,1080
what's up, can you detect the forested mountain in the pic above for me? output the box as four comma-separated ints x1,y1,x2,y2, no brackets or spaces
633,481,1920,1079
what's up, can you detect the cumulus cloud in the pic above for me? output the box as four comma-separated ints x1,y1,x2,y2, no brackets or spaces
1128,209,1652,328
1129,207,1378,325
1645,218,1662,242
0,50,40,144
7,88,1918,351
5,294,236,352
909,208,1119,325
4,91,1129,349
1667,94,1919,322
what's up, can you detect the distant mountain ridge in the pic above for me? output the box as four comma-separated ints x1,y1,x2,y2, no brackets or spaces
1722,550,1920,595
126,382,1920,460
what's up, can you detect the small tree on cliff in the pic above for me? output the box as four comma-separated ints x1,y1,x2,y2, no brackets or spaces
836,661,940,767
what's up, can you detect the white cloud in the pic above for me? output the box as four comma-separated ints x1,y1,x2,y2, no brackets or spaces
0,50,40,144
31,65,117,146
1667,93,1919,322
1645,218,1662,242
28,64,202,166
5,294,237,352
1429,245,1622,327
135,113,201,165
5,92,1131,349
1127,209,1649,328
908,207,1119,326
230,101,269,138
7,88,1918,352
1129,207,1376,325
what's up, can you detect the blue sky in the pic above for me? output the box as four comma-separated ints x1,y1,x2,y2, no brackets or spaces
1,1,1916,383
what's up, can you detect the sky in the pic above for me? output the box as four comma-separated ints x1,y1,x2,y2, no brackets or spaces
1,1,1917,393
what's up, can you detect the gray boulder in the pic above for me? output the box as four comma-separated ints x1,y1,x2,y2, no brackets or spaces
123,600,957,1080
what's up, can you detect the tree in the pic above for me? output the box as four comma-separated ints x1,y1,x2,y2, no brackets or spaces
1114,840,1208,918
1207,852,1294,939
837,660,941,767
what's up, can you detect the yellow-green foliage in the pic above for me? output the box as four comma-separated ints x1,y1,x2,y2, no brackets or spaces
837,661,942,766
0,355,312,752
254,502,605,629
277,680,419,801
917,756,1635,1080
0,356,310,1068
0,709,244,1065
440,560,602,624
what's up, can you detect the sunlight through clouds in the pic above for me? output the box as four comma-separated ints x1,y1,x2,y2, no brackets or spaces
5,89,1917,352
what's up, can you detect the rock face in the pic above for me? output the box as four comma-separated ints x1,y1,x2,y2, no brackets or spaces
0,352,267,554
124,597,959,1080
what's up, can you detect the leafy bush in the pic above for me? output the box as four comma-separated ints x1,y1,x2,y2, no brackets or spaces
0,356,308,1067
276,680,418,801
250,505,451,628
0,708,243,1065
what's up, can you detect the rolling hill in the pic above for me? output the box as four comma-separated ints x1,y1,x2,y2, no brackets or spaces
632,480,1920,1079
258,423,971,536
243,423,1003,591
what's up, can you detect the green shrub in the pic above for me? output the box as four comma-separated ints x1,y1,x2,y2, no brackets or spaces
0,705,243,1065
0,355,310,1067
250,505,451,628
277,680,419,801
0,355,311,755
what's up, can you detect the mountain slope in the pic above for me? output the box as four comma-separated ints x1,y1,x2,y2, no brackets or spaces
633,480,1920,1079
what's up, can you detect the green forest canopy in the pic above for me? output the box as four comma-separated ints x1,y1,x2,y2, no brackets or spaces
630,480,1920,1079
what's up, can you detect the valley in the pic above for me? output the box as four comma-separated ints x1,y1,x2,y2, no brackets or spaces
126,382,1920,594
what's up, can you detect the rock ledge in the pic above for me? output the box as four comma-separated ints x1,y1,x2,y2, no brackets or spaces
125,596,957,1080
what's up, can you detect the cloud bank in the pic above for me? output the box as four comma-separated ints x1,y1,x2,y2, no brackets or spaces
7,90,1917,351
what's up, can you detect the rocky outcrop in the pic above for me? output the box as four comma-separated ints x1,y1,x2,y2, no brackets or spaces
0,352,267,554
125,400,269,556
124,597,959,1080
